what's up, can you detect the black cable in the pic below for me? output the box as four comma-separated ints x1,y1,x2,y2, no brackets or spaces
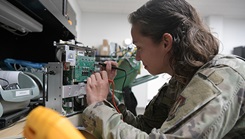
98,62,127,92
0,78,10,90
119,69,127,92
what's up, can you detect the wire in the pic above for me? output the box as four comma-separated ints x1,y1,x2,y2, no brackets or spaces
99,62,127,93
98,63,127,113
111,68,127,93
119,69,127,92
108,68,126,114
108,79,121,113
0,77,10,90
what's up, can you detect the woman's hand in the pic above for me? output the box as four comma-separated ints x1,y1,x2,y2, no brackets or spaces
86,71,110,105
101,61,118,80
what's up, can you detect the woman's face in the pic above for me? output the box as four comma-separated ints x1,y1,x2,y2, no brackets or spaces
131,25,172,75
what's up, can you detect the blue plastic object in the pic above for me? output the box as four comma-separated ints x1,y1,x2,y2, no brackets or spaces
4,58,47,70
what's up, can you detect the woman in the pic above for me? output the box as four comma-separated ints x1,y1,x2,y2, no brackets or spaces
82,0,245,138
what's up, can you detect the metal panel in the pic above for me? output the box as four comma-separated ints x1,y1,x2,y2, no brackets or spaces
45,62,63,114
62,84,86,98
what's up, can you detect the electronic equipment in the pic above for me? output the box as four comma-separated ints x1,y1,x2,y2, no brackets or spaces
44,40,97,116
0,40,97,117
0,71,40,118
0,39,155,118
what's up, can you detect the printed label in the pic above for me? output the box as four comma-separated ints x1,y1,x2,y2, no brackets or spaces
16,90,30,96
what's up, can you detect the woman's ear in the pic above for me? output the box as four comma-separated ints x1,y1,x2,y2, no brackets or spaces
162,33,173,52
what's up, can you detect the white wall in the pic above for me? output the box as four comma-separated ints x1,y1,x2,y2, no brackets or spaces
78,13,132,48
70,0,245,108
206,16,245,54
222,18,245,54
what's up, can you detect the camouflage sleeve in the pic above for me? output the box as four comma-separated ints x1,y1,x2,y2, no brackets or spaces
117,86,172,134
81,100,188,139
107,84,172,134
81,100,149,139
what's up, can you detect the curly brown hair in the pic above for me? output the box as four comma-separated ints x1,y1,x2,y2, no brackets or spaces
128,0,219,85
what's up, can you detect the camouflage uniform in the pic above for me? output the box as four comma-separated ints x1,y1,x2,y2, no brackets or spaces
106,76,183,134
113,79,181,134
82,54,245,139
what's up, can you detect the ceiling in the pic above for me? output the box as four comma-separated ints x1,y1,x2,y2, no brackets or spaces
77,0,245,19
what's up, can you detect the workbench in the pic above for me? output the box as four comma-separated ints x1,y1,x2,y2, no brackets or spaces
0,114,95,139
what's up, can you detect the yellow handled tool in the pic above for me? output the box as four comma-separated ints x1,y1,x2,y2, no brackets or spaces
23,106,86,139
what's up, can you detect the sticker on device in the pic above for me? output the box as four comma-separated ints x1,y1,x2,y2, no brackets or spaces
16,90,30,96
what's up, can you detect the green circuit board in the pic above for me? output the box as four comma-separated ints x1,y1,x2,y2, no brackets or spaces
74,55,95,82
